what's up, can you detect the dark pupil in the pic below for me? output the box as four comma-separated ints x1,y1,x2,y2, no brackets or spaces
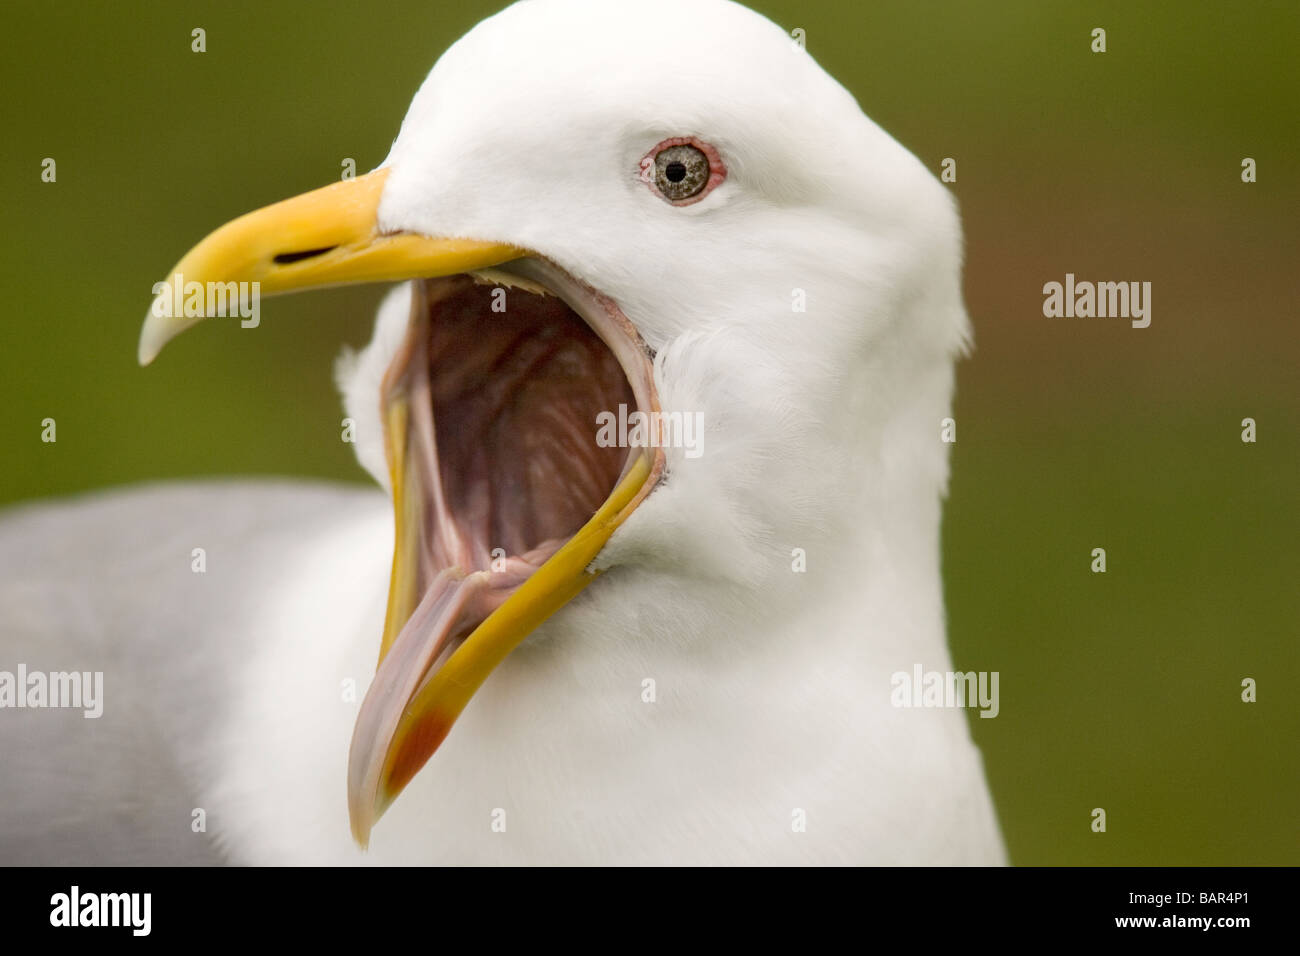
665,161,687,183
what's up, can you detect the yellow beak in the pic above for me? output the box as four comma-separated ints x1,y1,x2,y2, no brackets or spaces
140,168,659,848
138,168,521,364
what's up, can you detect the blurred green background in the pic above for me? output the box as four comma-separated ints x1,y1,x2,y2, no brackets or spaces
2,1,1295,864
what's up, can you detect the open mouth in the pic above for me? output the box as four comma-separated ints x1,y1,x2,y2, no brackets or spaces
138,169,665,846
348,260,663,841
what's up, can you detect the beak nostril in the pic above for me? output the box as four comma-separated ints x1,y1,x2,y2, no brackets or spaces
273,246,337,265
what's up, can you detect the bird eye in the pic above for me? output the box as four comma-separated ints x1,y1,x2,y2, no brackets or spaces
640,138,725,205
654,145,708,200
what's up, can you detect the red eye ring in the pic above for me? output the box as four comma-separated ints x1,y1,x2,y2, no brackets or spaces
638,136,727,206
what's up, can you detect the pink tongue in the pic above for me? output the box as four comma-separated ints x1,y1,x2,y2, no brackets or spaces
347,568,504,815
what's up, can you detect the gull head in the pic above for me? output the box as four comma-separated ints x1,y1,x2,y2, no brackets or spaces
139,0,971,845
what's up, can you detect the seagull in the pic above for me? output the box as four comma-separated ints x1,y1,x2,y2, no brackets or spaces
0,0,1005,865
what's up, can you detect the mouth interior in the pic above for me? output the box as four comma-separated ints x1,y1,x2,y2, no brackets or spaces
363,272,641,729
422,276,635,579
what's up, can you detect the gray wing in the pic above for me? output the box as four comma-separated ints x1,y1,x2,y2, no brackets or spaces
0,480,382,864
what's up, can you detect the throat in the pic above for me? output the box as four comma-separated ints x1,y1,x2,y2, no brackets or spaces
404,276,635,575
